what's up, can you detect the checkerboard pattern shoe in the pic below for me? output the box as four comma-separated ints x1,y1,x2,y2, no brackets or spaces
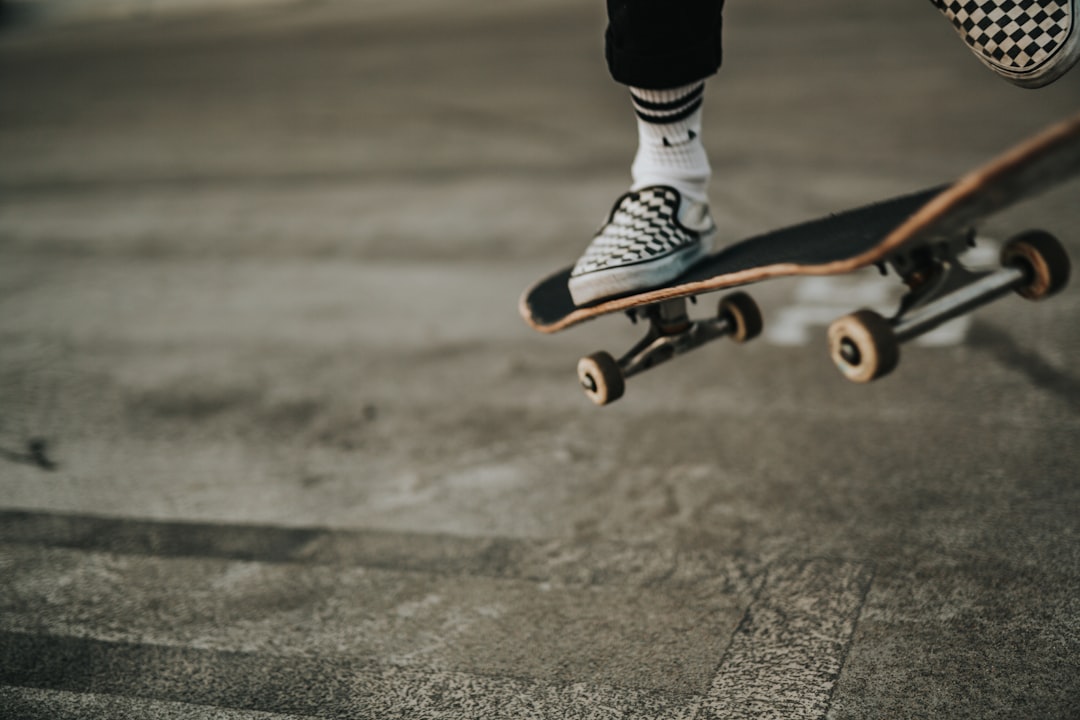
568,186,716,306
932,0,1079,87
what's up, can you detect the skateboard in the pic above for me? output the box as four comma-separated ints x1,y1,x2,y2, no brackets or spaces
520,111,1079,405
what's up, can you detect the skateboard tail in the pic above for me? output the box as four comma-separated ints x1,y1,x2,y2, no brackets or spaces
870,111,1080,262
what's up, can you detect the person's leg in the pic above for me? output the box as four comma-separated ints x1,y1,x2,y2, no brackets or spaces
628,81,710,204
569,0,725,306
931,0,1079,88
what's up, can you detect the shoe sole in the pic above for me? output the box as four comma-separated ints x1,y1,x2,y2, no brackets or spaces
568,226,716,306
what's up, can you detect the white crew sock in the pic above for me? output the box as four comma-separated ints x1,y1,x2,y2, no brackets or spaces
629,81,711,204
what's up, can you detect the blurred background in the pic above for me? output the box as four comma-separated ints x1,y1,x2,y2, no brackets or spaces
1,1,1079,717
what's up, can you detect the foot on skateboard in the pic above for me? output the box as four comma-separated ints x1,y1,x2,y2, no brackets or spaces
568,186,717,306
522,112,1080,405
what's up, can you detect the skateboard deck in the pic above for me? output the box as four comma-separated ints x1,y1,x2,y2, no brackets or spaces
520,111,1080,334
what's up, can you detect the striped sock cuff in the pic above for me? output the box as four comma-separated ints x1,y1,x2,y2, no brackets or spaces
629,82,705,125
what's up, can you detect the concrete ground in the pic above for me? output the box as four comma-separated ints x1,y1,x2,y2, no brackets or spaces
2,1,1079,717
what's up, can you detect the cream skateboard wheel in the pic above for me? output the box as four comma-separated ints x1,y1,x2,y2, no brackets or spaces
578,352,625,405
717,292,763,343
1001,230,1070,300
828,310,899,383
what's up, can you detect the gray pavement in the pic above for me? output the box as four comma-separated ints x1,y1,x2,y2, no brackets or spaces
2,1,1079,718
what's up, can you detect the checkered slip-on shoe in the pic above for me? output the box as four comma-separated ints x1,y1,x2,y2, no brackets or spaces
568,186,716,306
932,0,1079,88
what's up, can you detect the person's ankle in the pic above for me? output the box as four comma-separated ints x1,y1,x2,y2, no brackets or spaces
630,176,709,205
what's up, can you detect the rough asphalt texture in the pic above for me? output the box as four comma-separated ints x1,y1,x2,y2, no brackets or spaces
2,1,1079,717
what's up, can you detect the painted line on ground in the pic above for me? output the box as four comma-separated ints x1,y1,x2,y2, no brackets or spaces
0,509,757,591
701,560,874,720
0,631,696,720
0,685,320,720
1,510,873,719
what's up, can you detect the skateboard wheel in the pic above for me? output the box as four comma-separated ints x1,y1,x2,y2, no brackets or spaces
828,310,899,383
717,292,763,343
577,352,625,406
1001,230,1070,300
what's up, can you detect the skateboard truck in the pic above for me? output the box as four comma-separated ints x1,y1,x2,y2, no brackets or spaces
577,292,763,405
828,229,1071,383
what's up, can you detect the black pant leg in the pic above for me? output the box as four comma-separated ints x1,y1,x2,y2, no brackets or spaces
605,0,726,89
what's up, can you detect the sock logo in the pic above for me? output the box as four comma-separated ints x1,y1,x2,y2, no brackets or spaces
662,129,697,148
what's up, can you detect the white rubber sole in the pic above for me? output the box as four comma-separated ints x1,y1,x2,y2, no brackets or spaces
568,226,716,306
